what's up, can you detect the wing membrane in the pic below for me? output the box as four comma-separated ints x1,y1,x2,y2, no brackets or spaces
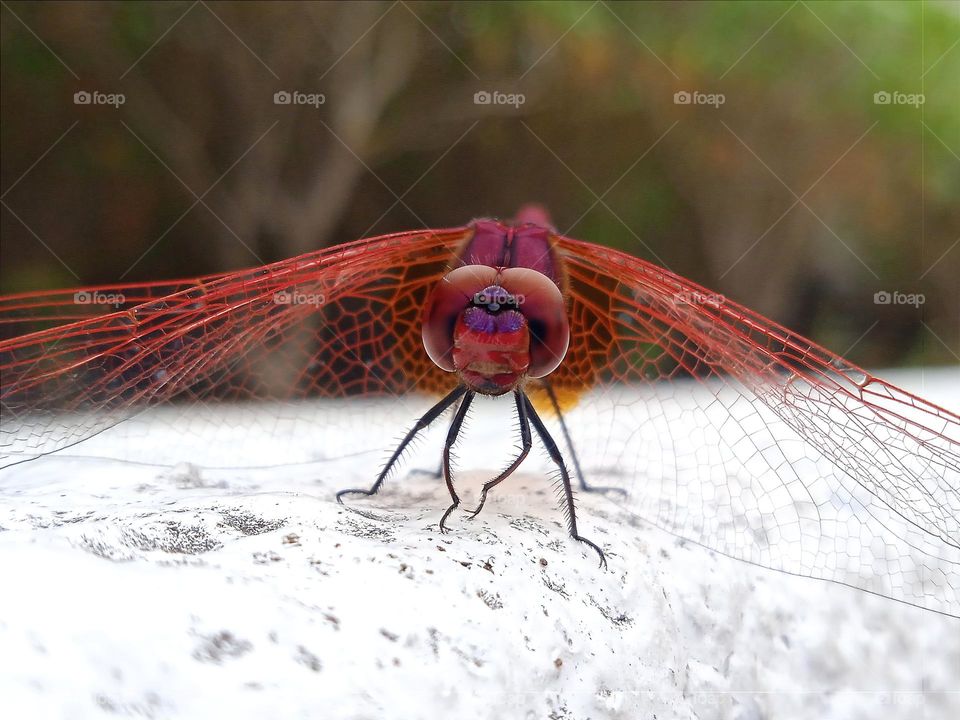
553,235,959,616
0,228,468,464
1,227,957,616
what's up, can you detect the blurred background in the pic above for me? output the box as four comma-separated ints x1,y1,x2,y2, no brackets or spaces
1,1,957,368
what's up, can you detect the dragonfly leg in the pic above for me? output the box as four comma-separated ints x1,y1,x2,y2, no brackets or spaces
523,392,607,569
336,385,468,503
438,390,475,533
543,379,627,498
465,390,532,520
408,411,455,479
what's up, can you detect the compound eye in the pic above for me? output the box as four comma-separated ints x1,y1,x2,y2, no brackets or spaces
497,268,569,377
422,265,499,371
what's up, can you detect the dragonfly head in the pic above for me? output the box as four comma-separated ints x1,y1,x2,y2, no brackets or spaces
423,265,570,395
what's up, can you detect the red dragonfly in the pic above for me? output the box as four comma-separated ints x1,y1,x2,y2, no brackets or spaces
1,207,958,614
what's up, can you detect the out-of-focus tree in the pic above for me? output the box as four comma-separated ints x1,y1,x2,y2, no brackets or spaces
4,2,425,271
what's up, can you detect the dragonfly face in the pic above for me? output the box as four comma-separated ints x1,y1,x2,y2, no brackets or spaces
422,221,571,396
450,283,530,395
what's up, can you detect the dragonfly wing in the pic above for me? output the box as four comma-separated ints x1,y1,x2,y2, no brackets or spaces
554,235,960,617
3,224,957,616
0,228,469,467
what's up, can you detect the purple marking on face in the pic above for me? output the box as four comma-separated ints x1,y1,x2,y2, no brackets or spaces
495,310,525,333
462,306,497,334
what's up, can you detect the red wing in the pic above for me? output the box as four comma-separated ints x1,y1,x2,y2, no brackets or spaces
0,228,468,466
551,235,960,616
2,227,958,616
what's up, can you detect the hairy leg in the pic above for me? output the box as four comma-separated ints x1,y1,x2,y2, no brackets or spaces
523,392,607,569
336,385,468,502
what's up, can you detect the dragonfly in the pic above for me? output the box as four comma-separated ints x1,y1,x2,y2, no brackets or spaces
1,207,958,615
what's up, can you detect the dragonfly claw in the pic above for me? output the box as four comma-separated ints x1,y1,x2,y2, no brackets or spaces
335,488,372,504
463,492,489,520
439,502,458,533
575,534,607,570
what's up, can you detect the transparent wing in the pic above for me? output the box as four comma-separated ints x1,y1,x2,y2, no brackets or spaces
1,228,957,616
0,228,466,467
551,235,960,617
